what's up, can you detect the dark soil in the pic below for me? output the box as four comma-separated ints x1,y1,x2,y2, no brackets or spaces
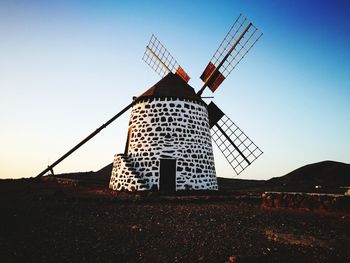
0,178,349,263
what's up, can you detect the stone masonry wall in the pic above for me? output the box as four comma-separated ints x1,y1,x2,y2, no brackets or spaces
109,97,218,191
262,192,350,212
109,154,147,191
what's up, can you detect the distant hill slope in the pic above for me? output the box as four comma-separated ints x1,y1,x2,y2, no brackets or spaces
95,163,113,181
268,161,350,188
54,163,112,185
216,177,265,191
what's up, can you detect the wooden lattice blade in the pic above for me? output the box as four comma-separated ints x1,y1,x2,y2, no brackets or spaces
208,102,263,175
199,14,263,93
142,34,190,82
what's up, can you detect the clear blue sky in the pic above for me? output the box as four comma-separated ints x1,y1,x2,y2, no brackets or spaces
0,0,349,179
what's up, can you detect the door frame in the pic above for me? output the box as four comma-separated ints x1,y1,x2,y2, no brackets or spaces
159,158,177,192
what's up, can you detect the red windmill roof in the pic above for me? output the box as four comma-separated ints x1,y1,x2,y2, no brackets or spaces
139,73,201,101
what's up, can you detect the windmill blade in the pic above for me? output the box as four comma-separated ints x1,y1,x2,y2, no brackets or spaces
207,102,263,175
142,34,190,82
36,100,137,177
197,14,263,95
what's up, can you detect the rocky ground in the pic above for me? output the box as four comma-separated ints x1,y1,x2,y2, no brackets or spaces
1,178,349,263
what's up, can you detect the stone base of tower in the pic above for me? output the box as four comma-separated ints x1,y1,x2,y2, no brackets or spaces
109,154,148,191
109,153,218,192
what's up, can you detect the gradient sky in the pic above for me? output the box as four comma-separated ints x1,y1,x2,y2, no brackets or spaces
1,0,349,180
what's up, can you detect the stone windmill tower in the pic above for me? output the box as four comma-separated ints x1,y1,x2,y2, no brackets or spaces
36,15,263,191
109,73,218,191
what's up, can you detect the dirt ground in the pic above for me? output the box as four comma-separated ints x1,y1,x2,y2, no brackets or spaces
0,179,349,263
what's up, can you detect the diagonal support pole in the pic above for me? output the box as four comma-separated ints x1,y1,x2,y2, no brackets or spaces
36,100,137,178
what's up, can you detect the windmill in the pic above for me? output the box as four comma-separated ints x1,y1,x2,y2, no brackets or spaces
36,14,263,192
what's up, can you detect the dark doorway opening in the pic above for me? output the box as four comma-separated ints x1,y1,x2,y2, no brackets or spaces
159,159,176,192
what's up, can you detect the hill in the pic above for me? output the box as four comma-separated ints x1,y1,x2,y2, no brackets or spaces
51,163,112,185
267,160,350,192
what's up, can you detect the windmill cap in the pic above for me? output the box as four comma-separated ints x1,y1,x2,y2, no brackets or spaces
138,73,201,101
